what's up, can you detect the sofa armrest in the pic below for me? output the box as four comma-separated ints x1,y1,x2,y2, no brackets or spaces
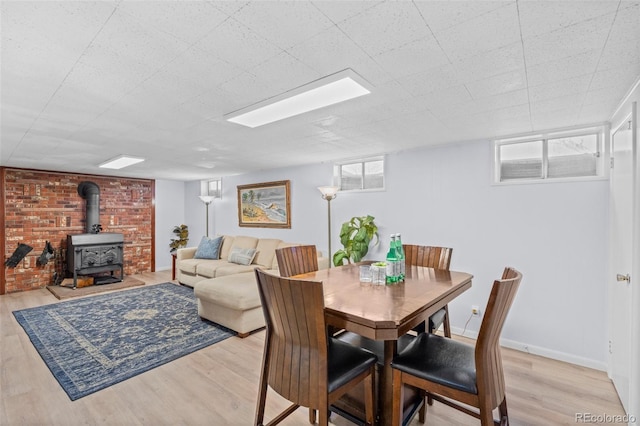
176,247,197,261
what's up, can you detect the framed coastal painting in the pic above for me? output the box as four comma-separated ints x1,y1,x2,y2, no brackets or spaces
237,180,291,228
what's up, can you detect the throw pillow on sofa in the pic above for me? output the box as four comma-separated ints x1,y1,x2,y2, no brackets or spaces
194,236,223,259
228,247,257,265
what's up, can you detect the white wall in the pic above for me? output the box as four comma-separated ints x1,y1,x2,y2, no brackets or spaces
155,179,186,271
177,139,609,369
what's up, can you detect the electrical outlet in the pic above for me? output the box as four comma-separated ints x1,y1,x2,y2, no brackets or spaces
471,305,480,316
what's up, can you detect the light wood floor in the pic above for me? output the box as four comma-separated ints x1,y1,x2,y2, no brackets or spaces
1,271,625,426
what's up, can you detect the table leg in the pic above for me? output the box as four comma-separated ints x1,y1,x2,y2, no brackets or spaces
381,340,398,426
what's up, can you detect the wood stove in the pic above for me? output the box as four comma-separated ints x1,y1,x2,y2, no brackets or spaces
67,233,124,289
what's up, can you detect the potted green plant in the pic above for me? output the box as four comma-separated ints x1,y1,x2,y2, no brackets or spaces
333,215,379,266
169,224,189,253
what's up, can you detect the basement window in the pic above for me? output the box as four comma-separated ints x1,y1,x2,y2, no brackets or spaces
494,128,604,183
334,157,385,191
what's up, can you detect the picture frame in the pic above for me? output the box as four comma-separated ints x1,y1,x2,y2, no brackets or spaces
237,180,291,228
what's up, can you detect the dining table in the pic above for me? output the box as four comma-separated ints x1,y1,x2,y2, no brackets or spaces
295,262,473,426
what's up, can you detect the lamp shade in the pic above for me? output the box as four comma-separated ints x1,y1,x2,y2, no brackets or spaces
199,195,215,204
318,186,339,199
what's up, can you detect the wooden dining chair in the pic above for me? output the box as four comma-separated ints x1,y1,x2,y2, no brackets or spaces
275,245,318,277
274,244,321,423
390,267,522,426
403,244,453,336
254,269,378,426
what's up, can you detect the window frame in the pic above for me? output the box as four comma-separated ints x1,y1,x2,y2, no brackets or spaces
493,126,607,185
334,156,385,192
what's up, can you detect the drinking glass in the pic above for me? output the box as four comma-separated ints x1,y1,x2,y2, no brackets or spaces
359,265,372,282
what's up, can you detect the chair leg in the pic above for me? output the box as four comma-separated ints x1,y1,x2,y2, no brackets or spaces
392,369,404,426
478,399,495,426
364,369,376,426
254,372,269,426
318,406,329,426
499,397,509,426
309,408,316,424
443,305,452,338
255,335,272,426
418,390,426,422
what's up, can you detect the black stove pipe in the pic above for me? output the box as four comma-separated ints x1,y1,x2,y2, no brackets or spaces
77,181,100,234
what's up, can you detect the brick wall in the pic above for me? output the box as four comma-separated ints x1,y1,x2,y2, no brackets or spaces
1,168,155,293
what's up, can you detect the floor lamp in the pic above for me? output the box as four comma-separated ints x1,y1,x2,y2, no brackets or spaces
198,195,215,237
318,186,339,267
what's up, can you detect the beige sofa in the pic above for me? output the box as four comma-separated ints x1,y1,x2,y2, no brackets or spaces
176,235,328,337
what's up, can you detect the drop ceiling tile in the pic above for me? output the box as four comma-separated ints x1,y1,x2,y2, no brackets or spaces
598,37,640,71
415,1,513,34
178,88,238,121
245,51,320,96
117,1,228,45
479,103,531,123
418,85,477,120
531,108,580,130
0,65,65,113
1,1,117,52
590,63,640,91
465,69,527,99
91,8,190,71
61,59,141,103
1,2,117,113
372,35,449,79
287,26,391,87
395,63,462,96
530,94,584,117
433,2,521,62
529,74,592,103
311,0,383,24
193,17,283,71
474,89,529,113
162,49,243,92
517,1,619,39
527,49,600,87
451,41,525,82
218,72,276,111
607,2,640,44
583,86,630,110
523,17,613,66
232,1,334,50
580,101,620,122
337,1,432,56
138,68,208,107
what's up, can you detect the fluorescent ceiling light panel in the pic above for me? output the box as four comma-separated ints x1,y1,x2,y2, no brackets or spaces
225,69,372,128
99,155,145,169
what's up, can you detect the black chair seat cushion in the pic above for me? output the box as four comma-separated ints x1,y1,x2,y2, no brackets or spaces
328,338,378,393
334,331,416,367
391,333,477,395
428,308,447,331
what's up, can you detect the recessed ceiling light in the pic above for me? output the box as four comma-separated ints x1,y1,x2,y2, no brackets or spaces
224,69,372,128
99,155,145,169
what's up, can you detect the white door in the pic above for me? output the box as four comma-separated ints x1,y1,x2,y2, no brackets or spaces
610,112,634,414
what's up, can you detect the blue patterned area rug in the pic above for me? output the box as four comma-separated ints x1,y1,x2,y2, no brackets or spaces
13,283,235,400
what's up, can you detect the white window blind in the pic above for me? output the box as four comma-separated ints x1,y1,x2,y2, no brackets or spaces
496,130,602,183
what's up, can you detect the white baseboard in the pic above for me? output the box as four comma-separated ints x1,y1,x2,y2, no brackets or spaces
451,327,608,372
